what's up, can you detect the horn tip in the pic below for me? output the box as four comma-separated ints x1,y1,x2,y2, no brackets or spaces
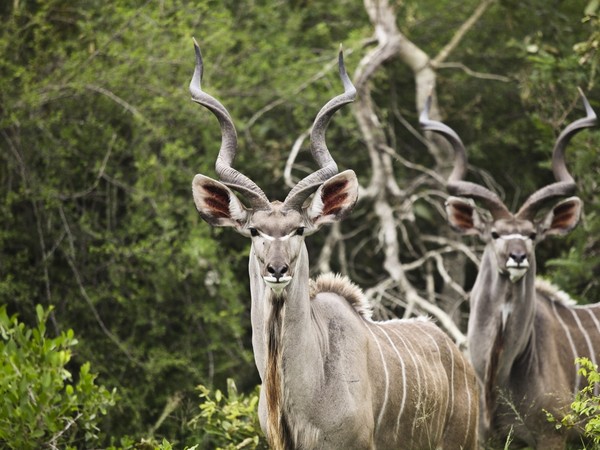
338,43,346,70
577,87,597,120
191,37,204,92
192,37,203,62
338,45,345,72
336,45,355,95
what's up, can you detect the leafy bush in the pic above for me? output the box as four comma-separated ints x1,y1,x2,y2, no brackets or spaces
106,436,192,450
189,379,267,450
0,304,115,449
547,357,600,446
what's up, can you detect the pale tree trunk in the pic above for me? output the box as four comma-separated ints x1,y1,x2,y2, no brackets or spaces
351,0,496,345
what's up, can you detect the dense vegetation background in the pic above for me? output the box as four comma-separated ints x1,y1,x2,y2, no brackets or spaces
1,0,598,447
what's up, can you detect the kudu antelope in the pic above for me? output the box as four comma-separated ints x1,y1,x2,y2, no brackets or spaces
190,40,478,449
421,92,599,448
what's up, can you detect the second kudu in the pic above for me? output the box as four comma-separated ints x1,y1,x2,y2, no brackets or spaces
421,93,599,448
190,40,479,449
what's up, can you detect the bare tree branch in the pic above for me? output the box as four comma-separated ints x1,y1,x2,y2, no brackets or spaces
58,134,115,200
436,61,511,82
244,48,357,132
344,0,495,344
59,205,140,365
84,84,154,128
284,130,310,189
432,0,497,66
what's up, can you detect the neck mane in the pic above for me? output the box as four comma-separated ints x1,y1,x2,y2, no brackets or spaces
309,273,372,319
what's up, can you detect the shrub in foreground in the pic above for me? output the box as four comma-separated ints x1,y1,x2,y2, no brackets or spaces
0,305,115,449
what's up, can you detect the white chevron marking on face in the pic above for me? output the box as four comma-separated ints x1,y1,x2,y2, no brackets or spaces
498,233,529,240
257,230,297,241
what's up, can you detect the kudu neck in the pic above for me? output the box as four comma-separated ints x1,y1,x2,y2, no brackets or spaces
471,245,538,376
248,243,314,378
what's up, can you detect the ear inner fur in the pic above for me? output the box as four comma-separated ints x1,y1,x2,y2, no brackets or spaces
201,184,232,218
550,202,579,230
321,183,348,216
447,200,475,231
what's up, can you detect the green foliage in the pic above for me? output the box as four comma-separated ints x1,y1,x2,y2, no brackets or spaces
106,436,198,450
0,304,115,449
547,357,600,446
520,2,600,304
574,0,600,84
189,379,267,450
1,0,257,441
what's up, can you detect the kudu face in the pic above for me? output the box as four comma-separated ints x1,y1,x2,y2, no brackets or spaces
445,196,582,283
488,218,535,282
188,38,357,296
247,205,306,292
193,172,358,295
245,177,357,294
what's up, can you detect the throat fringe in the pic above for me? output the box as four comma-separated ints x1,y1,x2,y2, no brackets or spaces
264,293,294,449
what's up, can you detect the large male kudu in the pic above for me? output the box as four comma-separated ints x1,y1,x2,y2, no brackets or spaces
421,93,599,448
190,40,478,449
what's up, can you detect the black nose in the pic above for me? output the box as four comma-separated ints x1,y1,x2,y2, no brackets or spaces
267,263,289,281
509,251,527,264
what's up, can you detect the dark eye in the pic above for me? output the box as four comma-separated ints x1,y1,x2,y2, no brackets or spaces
249,228,259,237
529,232,537,240
296,227,305,236
491,231,500,240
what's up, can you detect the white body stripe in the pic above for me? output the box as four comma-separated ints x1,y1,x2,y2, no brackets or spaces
462,356,473,449
569,309,597,367
366,325,389,432
585,309,600,395
388,328,424,437
443,338,456,421
585,308,600,336
376,325,407,436
424,332,446,444
551,301,581,392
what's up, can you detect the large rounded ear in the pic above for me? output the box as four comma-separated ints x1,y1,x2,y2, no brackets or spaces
445,196,485,236
306,170,358,230
537,196,582,237
192,174,249,231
